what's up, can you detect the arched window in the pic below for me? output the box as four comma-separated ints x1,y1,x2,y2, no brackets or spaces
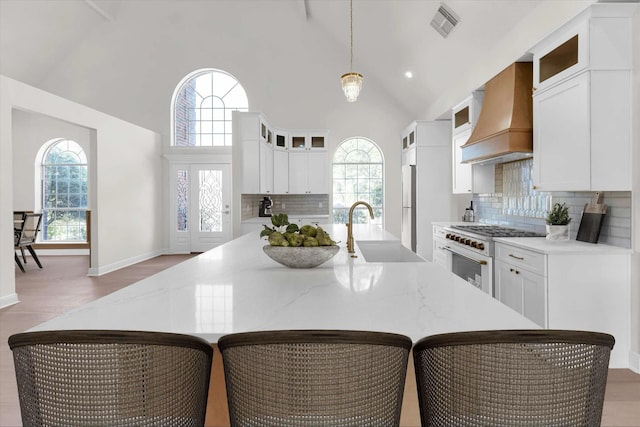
172,69,248,146
332,138,383,225
41,139,88,241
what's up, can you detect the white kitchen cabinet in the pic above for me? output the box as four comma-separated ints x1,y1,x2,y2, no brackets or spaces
234,112,270,194
289,151,328,194
288,216,329,227
452,92,483,136
273,149,289,194
260,118,273,146
452,130,472,194
259,141,273,194
531,4,633,93
234,112,328,195
402,146,416,167
432,226,448,269
451,92,494,194
533,69,631,191
530,3,634,191
274,129,288,150
494,239,630,368
401,121,451,261
495,255,546,328
239,138,260,194
289,131,328,151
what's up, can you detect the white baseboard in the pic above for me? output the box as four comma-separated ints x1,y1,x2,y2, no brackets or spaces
0,293,20,309
36,249,90,256
87,249,166,276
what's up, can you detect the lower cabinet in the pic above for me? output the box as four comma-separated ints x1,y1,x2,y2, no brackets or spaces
494,240,630,368
288,216,328,227
495,258,546,327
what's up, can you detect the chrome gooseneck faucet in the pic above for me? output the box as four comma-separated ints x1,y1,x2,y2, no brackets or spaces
346,201,374,254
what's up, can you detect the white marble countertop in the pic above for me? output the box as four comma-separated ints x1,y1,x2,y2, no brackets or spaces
29,224,537,342
494,237,631,254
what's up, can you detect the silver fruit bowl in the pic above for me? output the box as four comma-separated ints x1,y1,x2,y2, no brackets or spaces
263,245,340,268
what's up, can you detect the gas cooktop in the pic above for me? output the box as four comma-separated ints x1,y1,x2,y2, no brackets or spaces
450,225,544,238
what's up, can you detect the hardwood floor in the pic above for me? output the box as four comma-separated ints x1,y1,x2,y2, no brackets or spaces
1,255,639,426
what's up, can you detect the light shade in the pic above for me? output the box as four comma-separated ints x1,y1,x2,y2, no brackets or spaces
341,72,363,102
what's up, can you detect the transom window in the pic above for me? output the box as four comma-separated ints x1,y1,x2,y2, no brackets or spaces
41,139,88,241
173,69,248,146
332,138,383,225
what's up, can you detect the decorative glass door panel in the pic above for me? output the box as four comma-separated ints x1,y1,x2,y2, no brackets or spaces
171,163,231,253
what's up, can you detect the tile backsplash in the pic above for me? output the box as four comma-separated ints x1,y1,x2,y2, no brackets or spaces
473,159,631,248
241,194,329,221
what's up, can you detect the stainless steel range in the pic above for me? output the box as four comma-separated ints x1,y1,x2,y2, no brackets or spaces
434,225,543,296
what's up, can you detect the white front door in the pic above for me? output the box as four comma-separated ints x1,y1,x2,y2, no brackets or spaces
170,163,232,253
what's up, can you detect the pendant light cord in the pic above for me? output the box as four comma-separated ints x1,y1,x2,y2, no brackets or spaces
349,0,353,72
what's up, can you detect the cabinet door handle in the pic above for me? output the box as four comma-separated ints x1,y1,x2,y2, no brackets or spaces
510,268,520,275
508,254,524,260
442,247,487,265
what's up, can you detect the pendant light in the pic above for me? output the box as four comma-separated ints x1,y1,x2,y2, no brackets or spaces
341,0,363,102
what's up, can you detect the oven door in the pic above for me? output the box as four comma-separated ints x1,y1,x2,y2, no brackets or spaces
442,244,493,296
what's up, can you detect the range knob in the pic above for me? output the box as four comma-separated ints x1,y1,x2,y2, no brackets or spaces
477,243,485,250
465,239,472,246
470,241,477,248
446,233,453,240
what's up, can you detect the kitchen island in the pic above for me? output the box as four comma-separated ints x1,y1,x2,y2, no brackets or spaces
27,224,537,426
29,224,536,340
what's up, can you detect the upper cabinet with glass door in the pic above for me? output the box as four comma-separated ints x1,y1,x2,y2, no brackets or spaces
530,3,635,191
532,3,634,93
274,129,288,151
289,131,328,151
451,91,492,194
260,117,273,146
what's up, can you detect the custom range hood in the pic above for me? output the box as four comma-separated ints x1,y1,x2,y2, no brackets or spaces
461,62,533,165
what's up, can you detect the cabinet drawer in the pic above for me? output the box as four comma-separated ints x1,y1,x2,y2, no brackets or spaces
495,243,546,276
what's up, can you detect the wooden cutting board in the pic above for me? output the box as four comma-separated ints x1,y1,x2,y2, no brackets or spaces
576,192,607,243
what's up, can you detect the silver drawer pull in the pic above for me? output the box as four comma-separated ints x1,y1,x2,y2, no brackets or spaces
508,254,525,260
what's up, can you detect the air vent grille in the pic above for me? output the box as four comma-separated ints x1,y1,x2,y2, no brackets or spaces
430,3,460,38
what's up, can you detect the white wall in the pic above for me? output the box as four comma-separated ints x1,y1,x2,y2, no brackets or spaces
12,110,92,211
0,76,164,308
630,6,640,372
32,1,408,239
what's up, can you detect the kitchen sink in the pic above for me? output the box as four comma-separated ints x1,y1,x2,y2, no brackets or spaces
356,240,425,263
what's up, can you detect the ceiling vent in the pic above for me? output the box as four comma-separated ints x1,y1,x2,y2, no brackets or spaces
430,3,460,38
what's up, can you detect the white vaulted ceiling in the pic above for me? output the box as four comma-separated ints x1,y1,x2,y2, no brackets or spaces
0,0,596,132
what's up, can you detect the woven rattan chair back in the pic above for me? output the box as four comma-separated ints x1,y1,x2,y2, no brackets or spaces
413,329,615,427
8,330,214,427
218,330,412,427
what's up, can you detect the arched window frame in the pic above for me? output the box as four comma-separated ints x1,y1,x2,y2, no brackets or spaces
39,138,88,242
171,68,248,147
332,137,384,225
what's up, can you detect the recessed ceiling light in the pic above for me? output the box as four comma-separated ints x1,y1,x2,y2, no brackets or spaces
404,71,414,79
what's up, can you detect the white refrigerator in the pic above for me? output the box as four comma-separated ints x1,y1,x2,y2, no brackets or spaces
401,165,416,252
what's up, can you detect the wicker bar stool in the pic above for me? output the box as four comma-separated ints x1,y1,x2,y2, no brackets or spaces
8,330,214,427
218,330,412,427
413,329,615,427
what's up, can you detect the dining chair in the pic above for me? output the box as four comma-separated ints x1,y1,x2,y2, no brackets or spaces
413,329,615,427
218,329,412,427
8,330,214,427
14,212,43,271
